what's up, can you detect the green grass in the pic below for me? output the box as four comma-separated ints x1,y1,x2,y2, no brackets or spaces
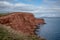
0,13,9,17
0,24,45,40
0,25,17,40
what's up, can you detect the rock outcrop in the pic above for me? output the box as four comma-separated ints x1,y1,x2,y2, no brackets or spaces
0,12,45,35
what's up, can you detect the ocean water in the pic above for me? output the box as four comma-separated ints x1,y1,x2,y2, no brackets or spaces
37,17,60,40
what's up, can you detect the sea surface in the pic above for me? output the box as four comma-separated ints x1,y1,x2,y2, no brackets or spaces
37,17,60,40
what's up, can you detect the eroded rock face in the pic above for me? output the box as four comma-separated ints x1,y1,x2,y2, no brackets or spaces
0,12,45,35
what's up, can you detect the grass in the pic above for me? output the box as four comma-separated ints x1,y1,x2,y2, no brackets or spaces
0,13,9,17
0,24,45,40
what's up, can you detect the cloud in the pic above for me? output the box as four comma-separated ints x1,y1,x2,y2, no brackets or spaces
34,13,60,17
0,0,60,17
28,0,60,13
43,0,60,7
0,1,13,12
0,1,36,12
0,0,60,13
33,0,60,17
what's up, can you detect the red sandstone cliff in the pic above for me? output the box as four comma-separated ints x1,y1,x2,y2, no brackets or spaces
0,12,45,35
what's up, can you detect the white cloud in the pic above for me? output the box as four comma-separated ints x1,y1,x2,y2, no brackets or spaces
0,0,60,13
33,0,60,13
34,13,60,17
0,1,13,6
0,1,36,12
0,0,60,17
33,0,60,17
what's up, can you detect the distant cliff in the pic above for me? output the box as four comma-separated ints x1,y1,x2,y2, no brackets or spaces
0,12,45,35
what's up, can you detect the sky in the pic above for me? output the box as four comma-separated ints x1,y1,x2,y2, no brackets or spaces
0,0,60,17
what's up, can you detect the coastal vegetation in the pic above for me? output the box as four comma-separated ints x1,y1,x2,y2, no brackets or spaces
0,13,8,17
0,24,45,40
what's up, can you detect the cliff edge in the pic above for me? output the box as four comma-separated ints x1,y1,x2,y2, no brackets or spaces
0,12,45,35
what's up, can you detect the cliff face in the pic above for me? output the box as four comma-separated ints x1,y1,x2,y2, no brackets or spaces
0,12,45,35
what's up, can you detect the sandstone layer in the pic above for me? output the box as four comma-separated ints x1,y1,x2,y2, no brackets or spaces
0,12,45,35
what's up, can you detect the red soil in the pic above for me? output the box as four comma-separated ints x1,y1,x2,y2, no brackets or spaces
0,12,45,35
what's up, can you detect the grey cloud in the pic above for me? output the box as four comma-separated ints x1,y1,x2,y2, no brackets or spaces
33,0,60,13
0,1,60,17
0,1,13,12
34,13,60,17
0,1,36,12
43,0,60,6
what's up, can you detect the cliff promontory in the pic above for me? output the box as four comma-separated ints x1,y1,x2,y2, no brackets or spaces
0,12,45,35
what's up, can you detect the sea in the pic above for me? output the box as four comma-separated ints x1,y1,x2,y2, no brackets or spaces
36,17,60,40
